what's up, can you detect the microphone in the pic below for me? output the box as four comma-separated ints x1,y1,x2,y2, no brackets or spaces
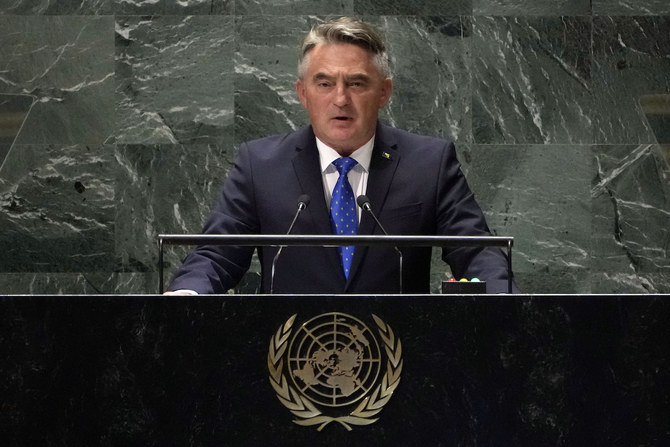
356,195,403,293
270,194,310,294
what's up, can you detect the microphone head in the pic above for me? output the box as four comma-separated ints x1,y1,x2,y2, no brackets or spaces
356,195,371,209
297,194,311,209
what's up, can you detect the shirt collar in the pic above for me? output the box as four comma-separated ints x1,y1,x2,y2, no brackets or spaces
316,135,375,174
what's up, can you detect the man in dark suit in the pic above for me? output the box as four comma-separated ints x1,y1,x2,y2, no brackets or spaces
167,17,515,295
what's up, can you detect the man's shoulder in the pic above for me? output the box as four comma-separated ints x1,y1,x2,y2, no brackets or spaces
242,126,313,153
378,124,454,153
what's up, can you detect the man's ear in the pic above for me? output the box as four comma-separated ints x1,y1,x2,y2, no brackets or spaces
296,79,307,109
379,77,393,108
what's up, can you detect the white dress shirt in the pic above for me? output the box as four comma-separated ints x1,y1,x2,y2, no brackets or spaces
316,135,374,223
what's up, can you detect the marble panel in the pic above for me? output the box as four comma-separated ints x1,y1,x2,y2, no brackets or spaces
380,16,472,143
0,16,114,145
236,0,352,14
0,0,111,14
593,0,670,15
354,0,471,15
234,15,311,146
114,0,232,15
592,16,670,145
459,144,592,294
640,94,670,146
113,271,160,294
0,95,34,168
114,144,232,276
113,142,262,293
0,272,136,294
591,144,670,293
0,271,188,294
235,16,472,145
0,144,115,273
115,16,234,145
471,16,592,145
473,0,590,16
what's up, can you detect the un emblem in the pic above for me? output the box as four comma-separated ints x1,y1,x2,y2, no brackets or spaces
268,312,403,431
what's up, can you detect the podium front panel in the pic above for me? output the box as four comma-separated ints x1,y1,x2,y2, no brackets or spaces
1,294,669,446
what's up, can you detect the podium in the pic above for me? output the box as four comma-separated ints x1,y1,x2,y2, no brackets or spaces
158,234,516,294
1,293,669,445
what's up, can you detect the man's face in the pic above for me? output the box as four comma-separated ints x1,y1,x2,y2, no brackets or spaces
296,43,393,156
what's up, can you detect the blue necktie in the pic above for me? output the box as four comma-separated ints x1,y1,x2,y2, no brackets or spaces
331,157,358,279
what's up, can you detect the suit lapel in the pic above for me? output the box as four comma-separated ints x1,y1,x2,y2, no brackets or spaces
347,124,401,289
291,127,332,235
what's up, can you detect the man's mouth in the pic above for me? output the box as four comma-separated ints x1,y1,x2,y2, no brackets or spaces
333,116,352,121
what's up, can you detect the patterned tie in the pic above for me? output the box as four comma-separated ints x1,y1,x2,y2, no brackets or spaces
330,157,358,279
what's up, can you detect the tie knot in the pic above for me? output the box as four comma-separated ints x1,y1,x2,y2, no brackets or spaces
332,157,358,176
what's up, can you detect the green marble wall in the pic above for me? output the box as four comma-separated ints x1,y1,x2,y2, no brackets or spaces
0,1,668,294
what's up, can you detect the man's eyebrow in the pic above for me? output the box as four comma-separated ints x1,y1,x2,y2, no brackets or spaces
313,72,334,80
346,74,371,82
311,73,372,82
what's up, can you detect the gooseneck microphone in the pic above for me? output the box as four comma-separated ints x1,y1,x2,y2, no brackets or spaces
270,194,310,294
356,195,403,293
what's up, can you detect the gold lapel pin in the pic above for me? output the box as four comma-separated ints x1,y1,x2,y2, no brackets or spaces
382,151,391,160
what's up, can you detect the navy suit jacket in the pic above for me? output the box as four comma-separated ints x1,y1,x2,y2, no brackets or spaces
168,123,514,294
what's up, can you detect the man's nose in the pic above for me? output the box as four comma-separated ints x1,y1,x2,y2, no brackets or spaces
333,84,350,107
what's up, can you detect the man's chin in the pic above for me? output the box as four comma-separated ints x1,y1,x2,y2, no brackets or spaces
328,120,356,131
325,134,359,150
328,123,360,137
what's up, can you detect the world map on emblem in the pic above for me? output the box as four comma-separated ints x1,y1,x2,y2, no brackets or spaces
288,313,382,407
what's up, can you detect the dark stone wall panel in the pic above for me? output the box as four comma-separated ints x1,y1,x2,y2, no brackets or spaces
460,144,592,293
472,16,592,144
0,0,112,15
236,0,352,15
593,0,670,15
114,144,233,274
0,95,34,164
355,0,471,15
473,0,591,16
592,16,670,144
234,15,312,146
114,16,234,145
591,144,670,293
113,0,232,15
0,272,149,294
380,16,472,143
0,16,115,145
0,144,115,273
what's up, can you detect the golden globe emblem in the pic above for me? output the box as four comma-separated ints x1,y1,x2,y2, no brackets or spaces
268,312,403,431
289,313,381,407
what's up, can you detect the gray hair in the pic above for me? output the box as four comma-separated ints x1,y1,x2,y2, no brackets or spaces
298,17,391,79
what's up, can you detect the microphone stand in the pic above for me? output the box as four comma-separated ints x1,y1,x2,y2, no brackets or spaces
270,195,310,294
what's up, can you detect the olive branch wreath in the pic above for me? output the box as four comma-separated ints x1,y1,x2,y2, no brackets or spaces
267,313,403,431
